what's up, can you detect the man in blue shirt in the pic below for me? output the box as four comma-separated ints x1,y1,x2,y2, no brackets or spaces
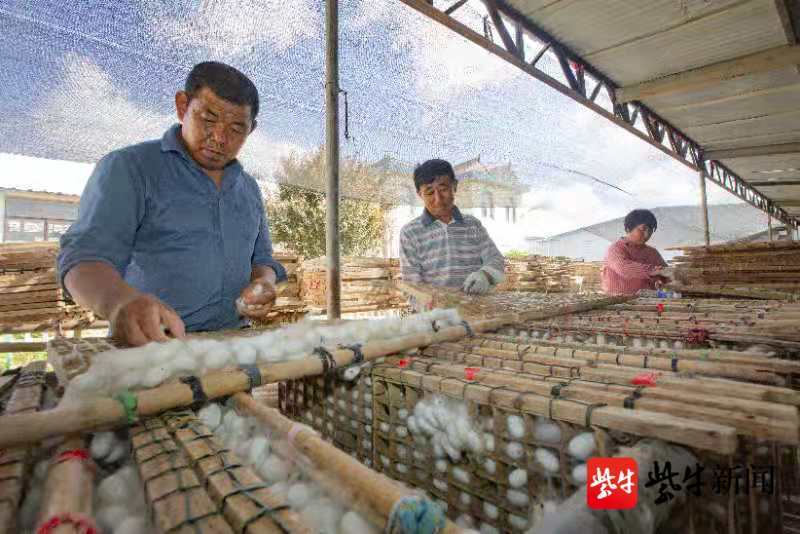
58,62,287,346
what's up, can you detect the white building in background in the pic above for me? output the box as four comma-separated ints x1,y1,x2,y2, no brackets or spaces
527,204,771,261
0,188,79,243
373,156,531,257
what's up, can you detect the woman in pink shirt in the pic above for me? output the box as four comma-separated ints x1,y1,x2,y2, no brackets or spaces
601,209,669,295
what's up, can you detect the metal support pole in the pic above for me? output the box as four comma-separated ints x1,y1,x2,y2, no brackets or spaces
768,215,773,242
325,0,341,319
699,169,710,246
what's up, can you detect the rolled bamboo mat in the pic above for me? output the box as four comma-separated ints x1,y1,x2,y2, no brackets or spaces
0,361,48,534
34,436,95,534
236,393,460,534
159,410,311,533
0,296,628,449
131,416,234,533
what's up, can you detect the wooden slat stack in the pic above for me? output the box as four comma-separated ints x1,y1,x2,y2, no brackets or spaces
496,255,576,293
0,243,94,333
301,257,406,314
568,260,603,293
669,241,800,300
251,252,307,328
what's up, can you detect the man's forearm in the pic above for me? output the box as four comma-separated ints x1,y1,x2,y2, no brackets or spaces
64,262,139,320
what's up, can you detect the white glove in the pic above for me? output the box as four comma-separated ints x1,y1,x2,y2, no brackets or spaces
463,270,491,295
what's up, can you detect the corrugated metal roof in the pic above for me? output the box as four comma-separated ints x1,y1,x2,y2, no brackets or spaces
504,0,800,221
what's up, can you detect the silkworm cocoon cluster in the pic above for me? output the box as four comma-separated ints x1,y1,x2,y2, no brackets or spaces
433,478,448,492
484,459,496,474
287,483,315,508
567,432,595,460
507,488,529,507
396,426,408,438
534,448,560,474
258,455,291,483
198,403,222,430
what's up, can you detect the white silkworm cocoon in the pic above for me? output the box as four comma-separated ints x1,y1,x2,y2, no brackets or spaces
269,481,290,499
507,488,529,507
567,432,596,460
171,354,196,374
433,478,448,492
534,448,560,474
362,439,371,450
98,466,136,504
365,377,372,386
348,419,356,427
142,365,171,388
506,415,525,439
452,467,470,484
456,514,475,529
505,442,524,460
480,523,500,534
287,482,314,508
398,408,408,419
460,492,471,506
396,463,408,474
396,445,407,458
380,455,390,466
115,516,148,534
340,511,378,534
248,436,269,467
508,468,527,488
304,412,313,421
572,463,587,484
326,422,334,432
432,436,445,458
396,426,408,438
258,456,291,483
235,344,257,365
365,408,372,419
341,365,361,381
413,450,425,461
91,431,115,460
301,498,342,534
483,417,493,431
352,390,360,400
532,417,561,444
380,422,390,433
96,505,128,532
365,425,372,433
484,459,496,474
199,403,222,430
484,433,495,452
483,502,499,519
203,349,230,369
105,440,128,464
435,459,447,472
337,400,347,409
508,515,528,530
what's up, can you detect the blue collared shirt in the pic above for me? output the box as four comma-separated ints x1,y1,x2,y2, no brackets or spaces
58,125,287,332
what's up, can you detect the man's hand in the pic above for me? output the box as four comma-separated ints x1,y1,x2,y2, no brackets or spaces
237,279,278,318
463,270,491,295
110,293,186,347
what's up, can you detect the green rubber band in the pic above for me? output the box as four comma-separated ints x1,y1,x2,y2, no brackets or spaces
114,391,139,424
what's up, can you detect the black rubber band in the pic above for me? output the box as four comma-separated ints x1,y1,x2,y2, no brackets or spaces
671,357,678,372
431,320,440,333
180,375,208,411
312,346,337,375
615,353,622,366
643,355,649,369
239,365,262,391
623,396,636,409
550,382,569,398
241,503,291,532
548,398,556,420
339,343,364,364
460,320,474,338
585,402,607,428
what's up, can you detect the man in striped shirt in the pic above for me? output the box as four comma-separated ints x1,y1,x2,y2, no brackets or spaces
601,209,669,296
399,159,505,294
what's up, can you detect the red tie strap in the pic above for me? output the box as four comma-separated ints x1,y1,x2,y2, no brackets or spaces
37,513,98,534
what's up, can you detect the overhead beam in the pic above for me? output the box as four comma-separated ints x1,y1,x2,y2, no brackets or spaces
616,44,800,103
749,179,800,187
777,200,800,207
706,142,800,160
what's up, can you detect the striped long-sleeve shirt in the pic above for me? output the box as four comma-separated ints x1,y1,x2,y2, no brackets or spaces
399,207,505,288
601,238,667,296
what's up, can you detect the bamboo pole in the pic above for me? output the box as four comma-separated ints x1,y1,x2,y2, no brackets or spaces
325,0,342,320
234,394,461,534
405,358,798,443
699,169,711,246
35,436,94,534
0,297,628,448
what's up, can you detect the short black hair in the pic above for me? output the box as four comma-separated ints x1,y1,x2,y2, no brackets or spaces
624,209,658,233
413,159,456,191
185,61,260,122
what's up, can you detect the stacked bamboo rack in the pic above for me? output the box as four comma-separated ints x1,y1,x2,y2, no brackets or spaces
496,255,573,293
252,252,308,328
301,256,407,314
0,243,95,333
669,241,800,300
